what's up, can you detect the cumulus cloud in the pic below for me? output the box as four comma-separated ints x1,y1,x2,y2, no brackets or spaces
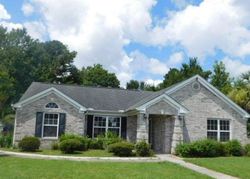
145,79,162,86
22,3,34,16
0,4,10,20
21,0,250,85
23,21,47,40
151,0,250,59
223,57,250,77
0,4,22,30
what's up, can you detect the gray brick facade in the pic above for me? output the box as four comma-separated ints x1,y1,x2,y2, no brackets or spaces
14,93,85,148
14,76,249,152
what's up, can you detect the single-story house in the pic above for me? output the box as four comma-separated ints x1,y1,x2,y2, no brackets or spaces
13,75,250,153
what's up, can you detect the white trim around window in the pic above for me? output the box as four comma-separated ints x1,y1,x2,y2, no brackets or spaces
42,113,60,139
92,115,121,138
207,118,231,142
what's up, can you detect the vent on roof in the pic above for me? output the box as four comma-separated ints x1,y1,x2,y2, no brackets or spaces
192,82,200,91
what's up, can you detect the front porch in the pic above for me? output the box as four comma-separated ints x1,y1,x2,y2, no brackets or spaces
126,96,187,154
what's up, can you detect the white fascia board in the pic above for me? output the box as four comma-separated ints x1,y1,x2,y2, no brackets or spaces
166,75,250,118
13,87,87,112
136,94,189,114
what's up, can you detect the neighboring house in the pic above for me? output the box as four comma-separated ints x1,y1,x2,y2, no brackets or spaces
13,75,250,153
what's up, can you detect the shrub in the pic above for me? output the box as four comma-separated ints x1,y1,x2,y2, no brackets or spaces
135,140,153,157
99,131,123,149
225,140,243,156
60,134,87,151
18,136,40,152
108,142,134,157
0,133,13,148
175,139,226,157
59,139,82,154
89,139,104,149
51,142,59,150
244,144,250,156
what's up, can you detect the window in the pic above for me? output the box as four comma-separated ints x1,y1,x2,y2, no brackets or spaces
43,113,59,138
93,116,121,137
207,119,230,142
45,102,59,108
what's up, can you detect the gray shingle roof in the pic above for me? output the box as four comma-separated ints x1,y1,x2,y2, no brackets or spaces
19,82,155,111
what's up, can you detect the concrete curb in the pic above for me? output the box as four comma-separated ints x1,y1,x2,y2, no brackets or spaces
0,150,161,162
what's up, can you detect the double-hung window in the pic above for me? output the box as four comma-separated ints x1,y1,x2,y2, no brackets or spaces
93,116,121,137
43,113,59,138
207,118,230,142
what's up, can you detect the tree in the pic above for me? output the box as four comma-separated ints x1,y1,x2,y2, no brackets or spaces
0,26,79,120
228,71,250,113
161,57,211,88
126,80,139,90
211,61,232,94
0,65,14,119
80,64,120,88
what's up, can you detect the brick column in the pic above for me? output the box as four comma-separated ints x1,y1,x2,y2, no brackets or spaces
136,112,149,142
171,115,183,154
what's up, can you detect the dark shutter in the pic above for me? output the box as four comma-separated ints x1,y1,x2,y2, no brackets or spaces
121,117,127,139
35,112,43,137
59,113,66,136
86,115,93,138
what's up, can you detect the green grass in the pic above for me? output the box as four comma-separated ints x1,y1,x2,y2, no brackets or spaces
0,148,114,157
0,156,210,179
185,157,250,179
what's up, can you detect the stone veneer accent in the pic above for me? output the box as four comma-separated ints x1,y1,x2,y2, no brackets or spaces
170,81,248,144
149,115,174,153
126,115,137,142
136,113,149,141
14,93,85,148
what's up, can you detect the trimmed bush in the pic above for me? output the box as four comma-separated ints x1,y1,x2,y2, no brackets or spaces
225,140,243,156
244,144,250,156
18,136,40,152
51,142,59,150
0,133,12,148
108,142,134,157
135,140,153,157
59,139,82,154
175,139,226,157
60,134,87,151
89,139,104,149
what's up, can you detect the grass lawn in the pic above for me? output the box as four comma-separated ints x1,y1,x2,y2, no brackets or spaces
185,157,250,179
0,148,114,157
0,156,210,179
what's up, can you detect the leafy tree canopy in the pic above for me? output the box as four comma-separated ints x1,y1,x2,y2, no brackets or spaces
80,64,120,88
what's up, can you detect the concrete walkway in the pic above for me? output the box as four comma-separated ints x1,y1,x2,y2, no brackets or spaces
157,154,238,179
0,150,238,179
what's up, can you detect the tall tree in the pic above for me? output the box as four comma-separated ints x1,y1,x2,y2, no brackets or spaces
126,80,140,90
228,71,250,113
161,57,211,88
0,26,79,117
80,64,120,88
211,61,232,94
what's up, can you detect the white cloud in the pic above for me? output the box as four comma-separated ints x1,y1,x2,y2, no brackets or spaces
23,0,250,86
150,0,250,59
223,57,250,77
0,4,10,20
167,52,184,66
145,79,162,86
171,0,189,9
23,21,46,40
0,4,22,30
22,3,34,16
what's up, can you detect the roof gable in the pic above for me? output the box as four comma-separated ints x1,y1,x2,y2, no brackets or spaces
165,75,250,118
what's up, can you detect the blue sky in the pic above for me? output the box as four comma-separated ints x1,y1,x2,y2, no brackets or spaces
0,0,250,86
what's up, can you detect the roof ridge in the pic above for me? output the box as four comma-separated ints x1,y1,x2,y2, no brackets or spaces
32,82,154,93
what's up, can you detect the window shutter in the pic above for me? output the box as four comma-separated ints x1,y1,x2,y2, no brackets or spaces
35,112,43,137
86,115,93,138
121,117,127,139
59,113,66,136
